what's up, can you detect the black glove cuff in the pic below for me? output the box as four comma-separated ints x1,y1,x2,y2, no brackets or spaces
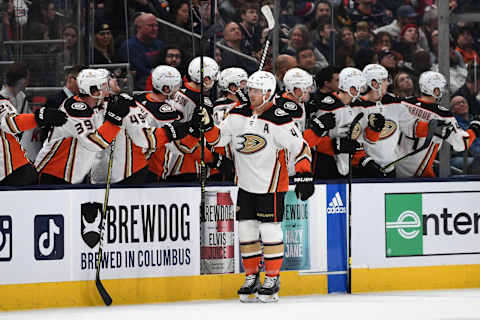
105,110,123,126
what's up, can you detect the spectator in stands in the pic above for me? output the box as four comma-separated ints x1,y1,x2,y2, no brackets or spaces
307,0,332,31
392,71,415,98
219,21,258,74
354,21,373,48
349,0,389,30
455,27,480,68
119,12,163,90
335,48,355,68
144,46,186,91
373,31,394,53
330,0,352,29
374,5,429,51
394,24,421,64
378,49,398,74
58,24,84,66
283,24,328,69
162,0,195,63
45,65,86,109
313,20,336,63
93,23,115,64
450,94,480,170
431,46,468,94
238,3,262,57
337,26,358,59
454,68,480,116
296,46,322,75
274,54,297,92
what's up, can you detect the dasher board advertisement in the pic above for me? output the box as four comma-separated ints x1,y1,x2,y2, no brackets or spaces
0,187,200,285
351,180,480,269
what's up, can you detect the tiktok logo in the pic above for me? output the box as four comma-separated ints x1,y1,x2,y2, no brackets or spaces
34,215,64,260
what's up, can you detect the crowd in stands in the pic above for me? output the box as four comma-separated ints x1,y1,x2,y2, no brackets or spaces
1,0,480,184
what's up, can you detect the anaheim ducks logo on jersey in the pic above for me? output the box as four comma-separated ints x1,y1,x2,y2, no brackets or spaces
379,119,397,139
159,103,175,113
236,134,267,154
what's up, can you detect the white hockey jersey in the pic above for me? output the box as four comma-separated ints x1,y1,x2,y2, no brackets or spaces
35,96,122,184
171,82,213,122
205,102,312,194
395,97,473,177
351,93,429,173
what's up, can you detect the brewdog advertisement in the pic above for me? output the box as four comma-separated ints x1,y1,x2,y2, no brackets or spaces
281,191,310,270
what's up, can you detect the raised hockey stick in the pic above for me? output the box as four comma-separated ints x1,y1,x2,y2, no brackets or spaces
347,112,363,294
380,120,438,173
258,5,275,71
95,141,115,306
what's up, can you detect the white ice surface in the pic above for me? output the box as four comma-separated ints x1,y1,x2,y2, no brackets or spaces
1,289,479,320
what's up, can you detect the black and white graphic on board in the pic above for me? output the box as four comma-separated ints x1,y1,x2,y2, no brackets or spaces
0,215,12,261
34,215,64,260
81,202,102,248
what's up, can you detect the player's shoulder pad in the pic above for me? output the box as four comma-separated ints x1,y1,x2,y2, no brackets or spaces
260,104,293,125
133,92,148,103
350,97,371,108
145,100,179,121
275,94,302,118
316,93,344,111
228,103,252,117
420,101,452,117
63,97,93,118
401,96,418,105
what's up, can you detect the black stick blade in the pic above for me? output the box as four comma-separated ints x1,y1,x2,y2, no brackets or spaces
96,277,113,306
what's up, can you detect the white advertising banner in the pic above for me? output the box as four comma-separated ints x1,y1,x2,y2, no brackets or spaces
351,180,480,269
0,187,200,285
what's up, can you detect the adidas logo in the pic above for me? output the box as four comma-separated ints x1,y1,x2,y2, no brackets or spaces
327,192,346,214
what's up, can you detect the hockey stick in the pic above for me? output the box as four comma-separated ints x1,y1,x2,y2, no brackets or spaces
95,141,115,306
347,112,363,294
258,5,275,71
380,120,437,173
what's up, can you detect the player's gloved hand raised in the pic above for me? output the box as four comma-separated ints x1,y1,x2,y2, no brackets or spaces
193,107,214,132
293,172,314,201
367,113,385,132
34,107,68,127
359,156,386,178
332,137,360,154
163,121,196,142
310,113,336,137
429,119,453,139
468,115,480,137
235,89,250,105
105,93,134,126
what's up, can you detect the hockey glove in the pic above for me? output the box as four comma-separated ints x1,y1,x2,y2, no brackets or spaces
359,156,386,178
163,121,196,142
34,107,68,127
294,172,314,201
105,93,134,126
208,153,235,177
468,115,480,137
193,107,214,132
429,119,453,139
235,89,250,105
332,137,360,154
367,113,385,132
310,113,336,137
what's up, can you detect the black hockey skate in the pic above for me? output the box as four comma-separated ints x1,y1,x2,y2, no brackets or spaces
238,273,260,303
258,275,280,303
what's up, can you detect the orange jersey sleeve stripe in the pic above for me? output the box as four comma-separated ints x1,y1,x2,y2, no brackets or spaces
352,149,367,167
154,128,170,146
415,120,429,138
14,114,37,132
364,127,380,143
466,129,477,149
303,128,325,148
294,158,311,173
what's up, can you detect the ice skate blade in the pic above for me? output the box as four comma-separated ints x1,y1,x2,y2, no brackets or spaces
239,293,259,303
258,293,279,303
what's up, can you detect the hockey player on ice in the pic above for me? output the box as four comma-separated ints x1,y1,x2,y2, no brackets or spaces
396,71,478,177
196,71,314,303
